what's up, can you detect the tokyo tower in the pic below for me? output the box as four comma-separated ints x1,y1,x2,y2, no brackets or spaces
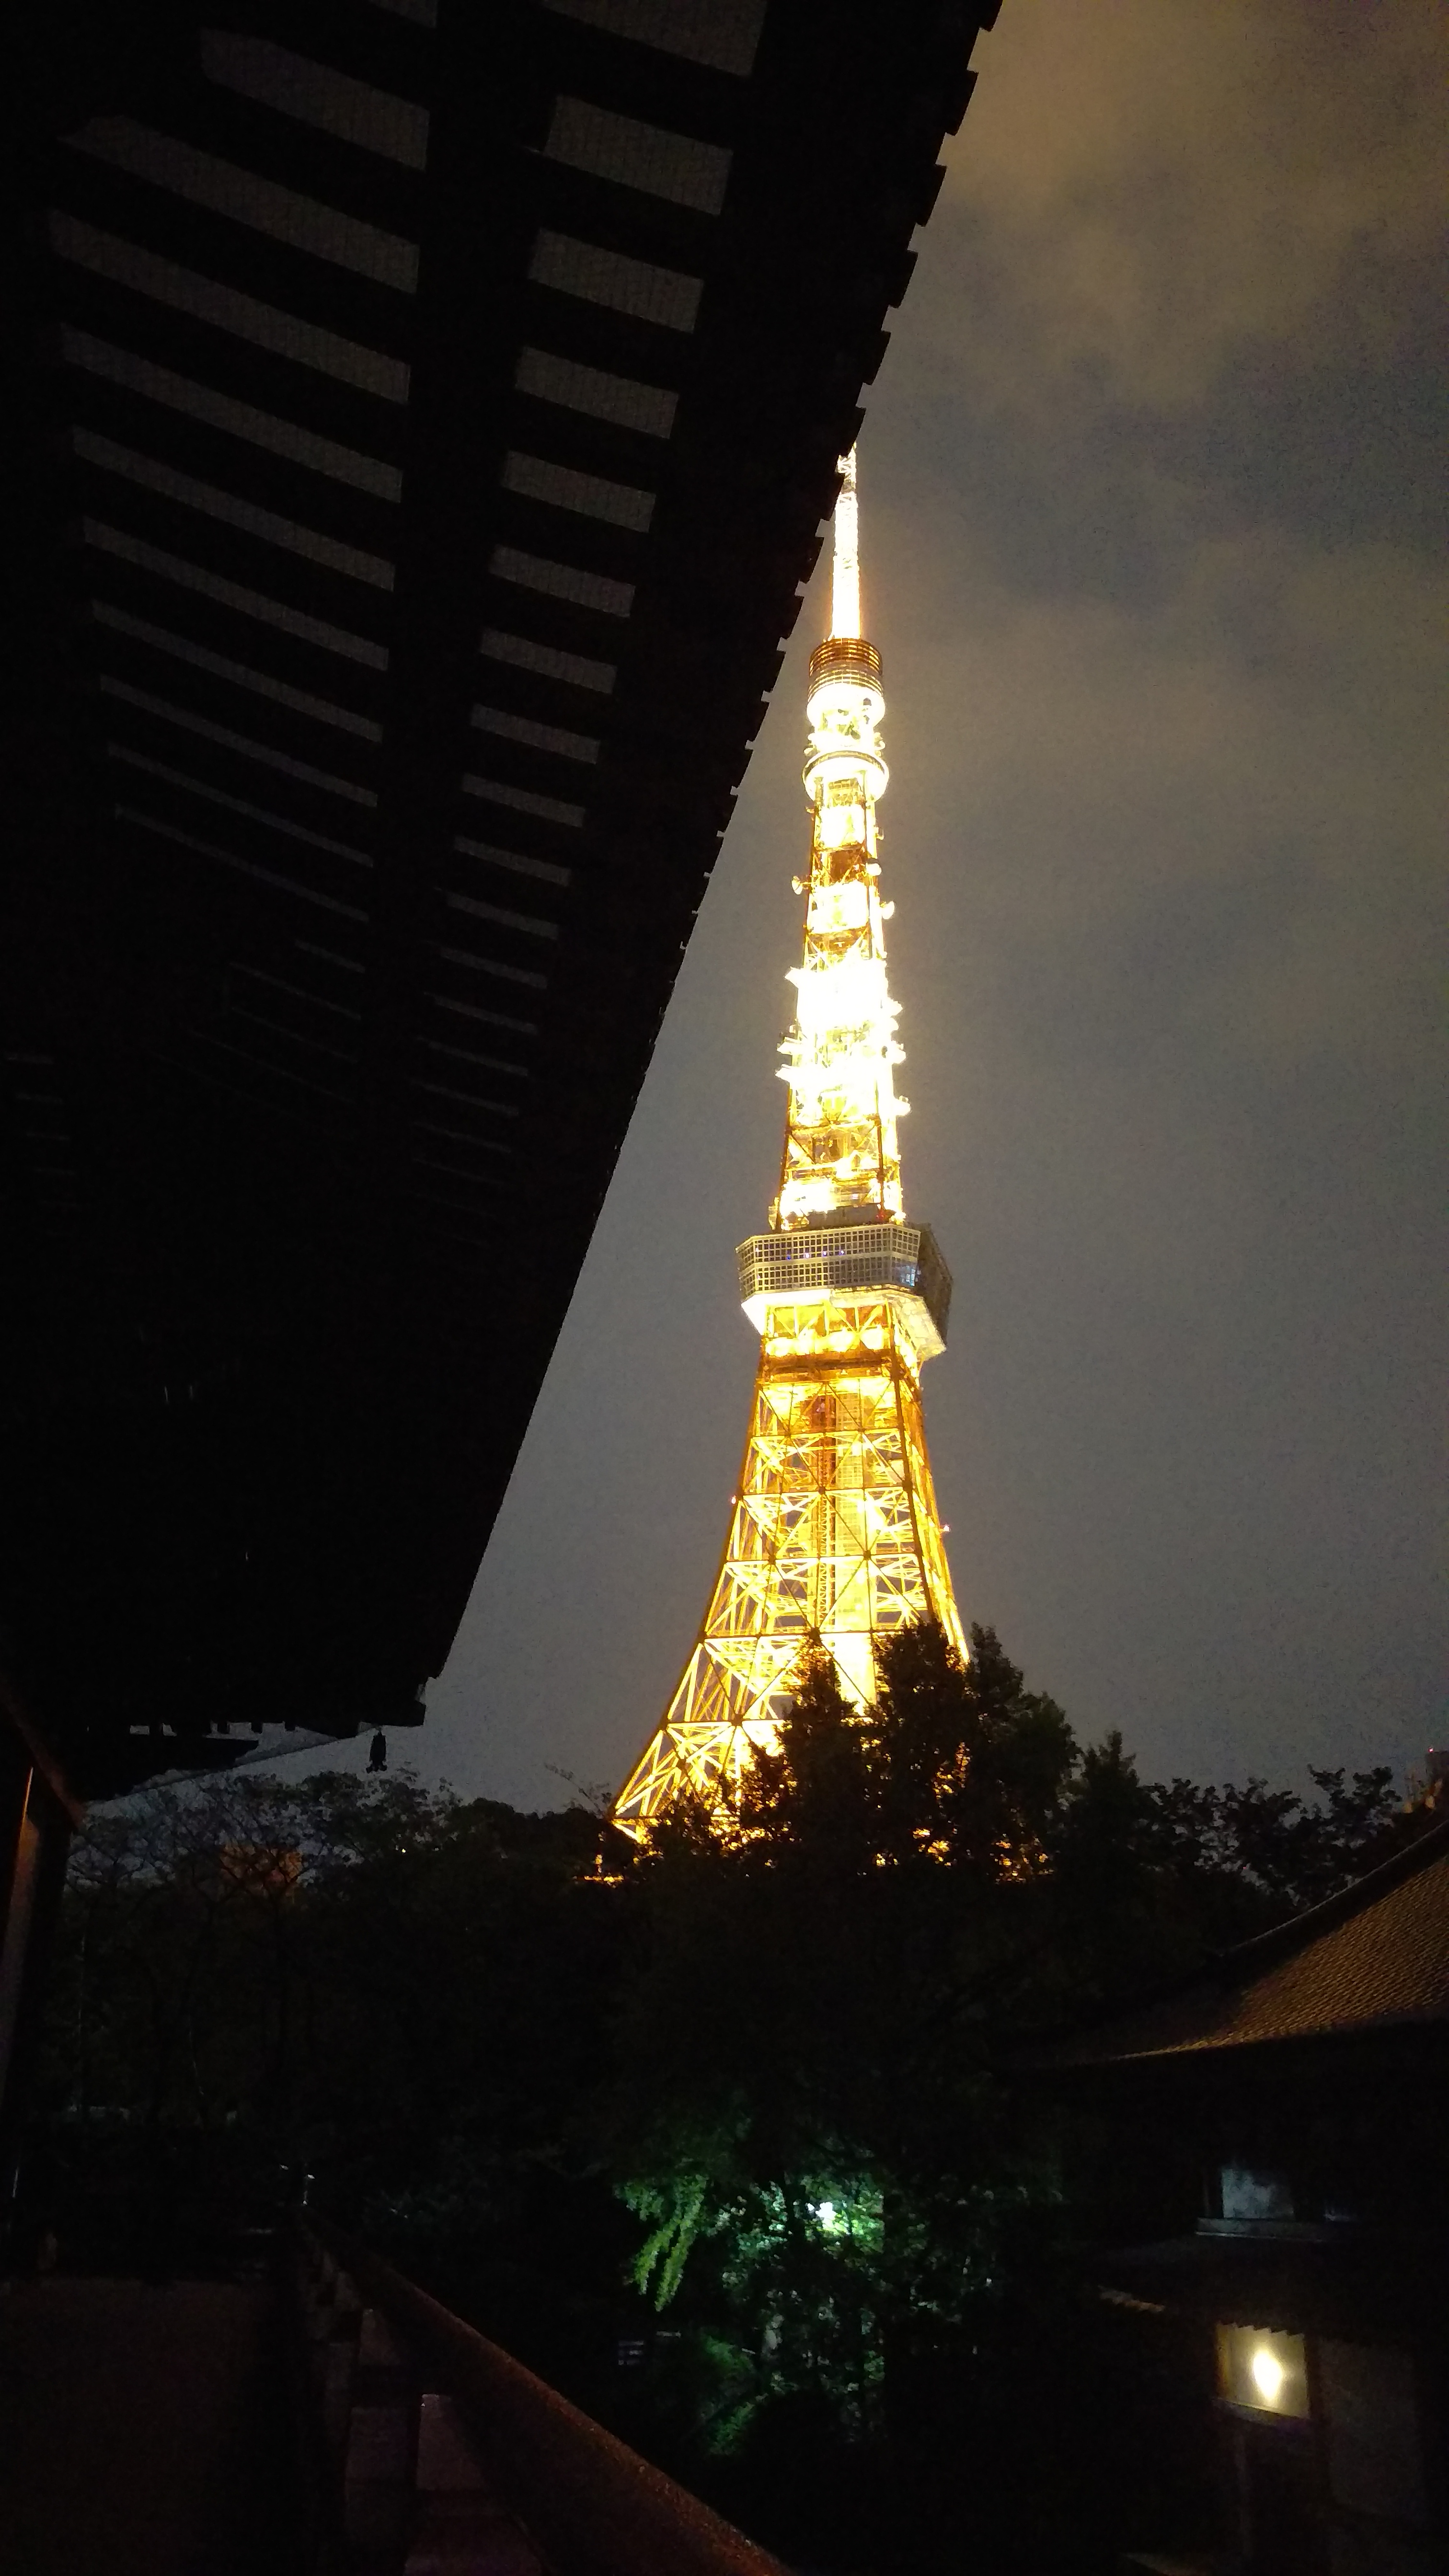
613,453,965,1837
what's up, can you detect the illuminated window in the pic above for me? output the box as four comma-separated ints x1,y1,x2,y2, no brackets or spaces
1218,2323,1309,2418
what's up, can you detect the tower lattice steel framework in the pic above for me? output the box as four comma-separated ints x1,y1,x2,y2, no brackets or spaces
613,453,965,1837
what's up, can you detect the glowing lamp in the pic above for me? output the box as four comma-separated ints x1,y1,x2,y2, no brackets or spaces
1217,2323,1308,2417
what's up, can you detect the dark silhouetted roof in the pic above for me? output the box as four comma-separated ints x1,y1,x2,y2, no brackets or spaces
1,0,997,1794
1050,1819,1449,2070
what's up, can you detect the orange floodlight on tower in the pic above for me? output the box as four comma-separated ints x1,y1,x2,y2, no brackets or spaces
613,452,965,1837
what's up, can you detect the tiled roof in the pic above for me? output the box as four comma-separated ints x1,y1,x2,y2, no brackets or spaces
1051,1820,1449,2068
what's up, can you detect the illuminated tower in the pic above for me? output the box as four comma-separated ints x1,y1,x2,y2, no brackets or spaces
613,452,965,1837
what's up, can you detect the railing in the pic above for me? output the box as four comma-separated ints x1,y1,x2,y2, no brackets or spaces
294,2219,789,2576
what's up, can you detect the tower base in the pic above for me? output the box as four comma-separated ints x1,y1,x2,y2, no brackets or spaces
613,1292,963,1838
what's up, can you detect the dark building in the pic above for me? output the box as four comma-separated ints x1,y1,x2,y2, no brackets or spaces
1,0,1000,2151
1045,1817,1449,2576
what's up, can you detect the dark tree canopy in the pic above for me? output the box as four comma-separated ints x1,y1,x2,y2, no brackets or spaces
28,1625,1429,2575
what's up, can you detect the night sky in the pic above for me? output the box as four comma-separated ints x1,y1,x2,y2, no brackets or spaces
311,2,1445,1810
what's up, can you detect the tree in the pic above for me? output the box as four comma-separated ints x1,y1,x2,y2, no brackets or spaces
602,1621,1430,2566
884,1620,1077,1874
733,1620,1079,1880
33,1770,617,2310
29,1641,1426,2571
732,1644,875,1863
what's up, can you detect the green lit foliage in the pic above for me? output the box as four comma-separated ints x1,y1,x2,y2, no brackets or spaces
626,2170,893,2451
603,1625,1078,2495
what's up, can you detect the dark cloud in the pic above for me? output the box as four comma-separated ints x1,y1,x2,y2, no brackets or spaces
304,2,1445,1806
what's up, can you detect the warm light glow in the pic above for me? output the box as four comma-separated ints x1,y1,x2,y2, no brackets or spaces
831,450,860,639
613,448,965,1838
1216,2323,1310,2418
778,947,906,1152
780,448,906,1229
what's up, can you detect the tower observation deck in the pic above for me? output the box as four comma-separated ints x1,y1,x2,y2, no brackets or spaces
613,451,966,1837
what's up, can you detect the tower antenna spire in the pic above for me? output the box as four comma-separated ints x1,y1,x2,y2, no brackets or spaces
613,446,964,1839
831,447,861,641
